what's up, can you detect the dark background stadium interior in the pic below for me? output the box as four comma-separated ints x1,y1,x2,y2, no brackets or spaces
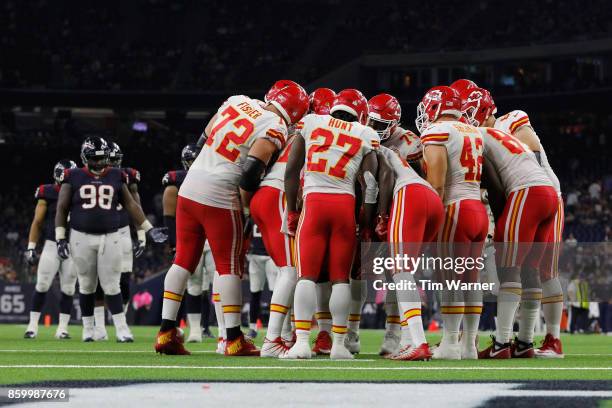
1,0,610,327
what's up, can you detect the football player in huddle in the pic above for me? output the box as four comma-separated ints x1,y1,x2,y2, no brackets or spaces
453,80,565,358
367,93,444,360
24,160,78,339
90,142,143,341
155,83,309,356
416,86,489,360
456,87,558,359
161,144,216,344
283,89,384,359
56,136,166,342
251,86,336,358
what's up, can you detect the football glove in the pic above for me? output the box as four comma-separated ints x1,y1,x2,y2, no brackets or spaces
375,214,390,241
133,239,145,258
24,249,38,266
287,210,300,236
57,239,70,260
147,227,168,244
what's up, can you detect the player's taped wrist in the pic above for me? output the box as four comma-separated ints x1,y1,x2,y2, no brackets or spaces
363,171,379,204
137,229,146,244
239,155,266,192
140,220,153,232
27,242,36,250
55,226,66,241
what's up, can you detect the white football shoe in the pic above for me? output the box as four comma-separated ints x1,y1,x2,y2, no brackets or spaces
215,338,226,355
280,342,312,359
82,326,95,342
260,337,290,358
432,340,461,360
330,343,355,360
379,331,400,356
187,329,202,343
116,326,134,343
54,330,71,340
344,330,360,354
93,326,108,341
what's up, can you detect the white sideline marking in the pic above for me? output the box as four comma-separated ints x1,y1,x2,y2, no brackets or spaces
0,364,610,370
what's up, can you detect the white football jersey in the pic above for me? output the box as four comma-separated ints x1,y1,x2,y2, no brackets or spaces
180,95,287,209
382,126,423,162
299,114,380,196
494,110,561,195
379,145,433,196
420,120,483,205
260,133,296,191
480,127,552,195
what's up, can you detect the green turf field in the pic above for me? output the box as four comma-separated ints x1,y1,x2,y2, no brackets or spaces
0,324,610,384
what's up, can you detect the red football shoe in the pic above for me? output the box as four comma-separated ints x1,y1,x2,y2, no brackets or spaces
391,343,432,361
225,334,260,356
535,334,564,358
478,335,511,359
155,328,191,355
312,331,332,355
511,337,535,358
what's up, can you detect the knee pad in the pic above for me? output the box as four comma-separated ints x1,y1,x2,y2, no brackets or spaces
60,283,76,296
35,280,51,293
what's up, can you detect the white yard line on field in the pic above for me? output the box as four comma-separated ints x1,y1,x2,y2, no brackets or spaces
0,364,610,371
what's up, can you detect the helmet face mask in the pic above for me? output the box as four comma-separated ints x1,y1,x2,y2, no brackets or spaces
460,88,496,127
108,142,123,168
415,86,461,133
368,116,396,140
367,93,401,140
53,159,77,184
181,143,199,170
81,137,110,174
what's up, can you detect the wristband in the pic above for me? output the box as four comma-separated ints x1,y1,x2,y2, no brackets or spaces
140,220,153,232
28,242,36,250
137,229,146,243
55,227,66,240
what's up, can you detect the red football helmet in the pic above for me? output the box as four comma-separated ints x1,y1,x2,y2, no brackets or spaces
449,79,478,96
330,89,369,125
309,88,336,115
267,84,309,125
368,93,401,140
265,80,305,103
415,86,462,133
460,87,497,127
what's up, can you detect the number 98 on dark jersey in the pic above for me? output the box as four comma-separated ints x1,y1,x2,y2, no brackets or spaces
63,167,127,234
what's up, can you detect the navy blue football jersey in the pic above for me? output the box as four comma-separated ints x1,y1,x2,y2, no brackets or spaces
63,167,127,234
117,167,140,228
250,224,268,256
162,170,187,189
35,184,60,241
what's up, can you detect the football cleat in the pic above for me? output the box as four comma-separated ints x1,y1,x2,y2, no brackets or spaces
344,330,360,354
534,334,564,359
379,331,400,356
387,343,411,360
187,329,202,343
261,337,291,358
225,334,260,356
281,341,312,359
54,331,71,340
202,327,215,339
93,326,108,341
392,343,432,361
478,335,511,359
283,331,296,348
24,330,37,339
82,326,95,343
312,331,332,355
155,328,191,355
216,338,226,355
511,337,535,358
460,334,478,360
330,343,355,360
432,340,461,360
